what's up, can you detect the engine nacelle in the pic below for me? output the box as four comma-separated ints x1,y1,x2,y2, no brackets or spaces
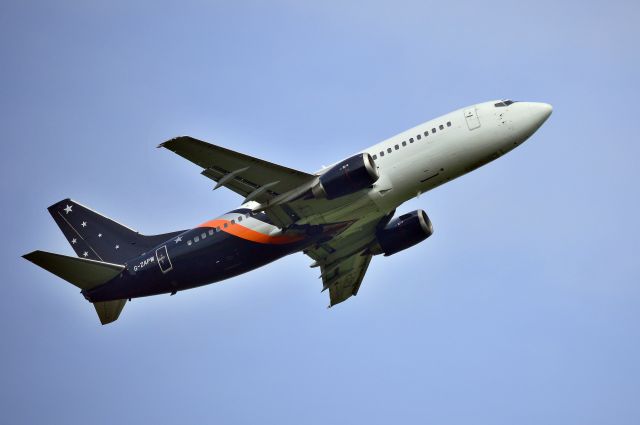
375,210,433,256
312,153,379,200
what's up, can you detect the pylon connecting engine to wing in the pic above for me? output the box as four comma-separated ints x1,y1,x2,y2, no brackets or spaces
372,210,434,256
311,153,379,200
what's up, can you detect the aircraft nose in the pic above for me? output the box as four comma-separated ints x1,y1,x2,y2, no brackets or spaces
527,102,553,127
513,101,552,137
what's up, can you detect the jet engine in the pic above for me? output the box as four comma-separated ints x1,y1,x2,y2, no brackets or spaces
375,209,433,256
312,153,379,200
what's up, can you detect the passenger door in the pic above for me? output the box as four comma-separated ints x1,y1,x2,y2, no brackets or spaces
156,245,173,274
464,107,481,130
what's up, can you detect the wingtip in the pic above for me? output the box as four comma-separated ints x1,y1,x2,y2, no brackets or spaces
159,135,195,149
161,135,193,145
22,250,41,262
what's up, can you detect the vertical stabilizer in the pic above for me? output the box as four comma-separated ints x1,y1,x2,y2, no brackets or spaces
47,199,184,264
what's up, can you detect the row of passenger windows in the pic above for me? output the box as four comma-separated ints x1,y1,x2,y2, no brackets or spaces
372,121,452,160
186,212,253,246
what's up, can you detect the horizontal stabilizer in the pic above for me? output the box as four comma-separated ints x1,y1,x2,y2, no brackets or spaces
23,250,124,290
93,299,127,325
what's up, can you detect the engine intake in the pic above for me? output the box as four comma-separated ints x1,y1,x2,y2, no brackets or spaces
375,210,433,256
312,153,379,200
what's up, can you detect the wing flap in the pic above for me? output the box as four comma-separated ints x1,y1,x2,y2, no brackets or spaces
305,213,388,307
325,253,372,307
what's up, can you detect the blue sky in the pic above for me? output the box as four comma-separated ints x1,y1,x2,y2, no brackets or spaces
2,1,639,424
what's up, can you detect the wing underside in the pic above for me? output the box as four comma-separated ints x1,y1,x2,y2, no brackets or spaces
306,213,388,306
161,135,390,306
322,252,373,307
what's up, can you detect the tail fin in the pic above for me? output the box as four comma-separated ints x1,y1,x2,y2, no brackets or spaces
48,199,184,264
23,250,127,325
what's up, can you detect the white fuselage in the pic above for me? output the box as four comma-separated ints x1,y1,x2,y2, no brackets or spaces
362,100,552,212
236,99,552,236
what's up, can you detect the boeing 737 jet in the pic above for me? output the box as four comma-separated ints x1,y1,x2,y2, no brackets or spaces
24,100,552,324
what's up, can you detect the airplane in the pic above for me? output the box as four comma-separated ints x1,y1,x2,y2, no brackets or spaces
23,99,552,325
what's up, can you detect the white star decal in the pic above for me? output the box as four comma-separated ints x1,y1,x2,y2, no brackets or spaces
71,238,77,244
83,251,88,257
115,245,119,250
174,236,182,243
64,204,73,214
98,233,102,238
81,221,87,227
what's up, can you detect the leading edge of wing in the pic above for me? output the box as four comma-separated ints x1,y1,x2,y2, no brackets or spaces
159,136,314,181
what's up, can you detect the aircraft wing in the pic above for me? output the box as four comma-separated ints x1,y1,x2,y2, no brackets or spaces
159,136,315,204
322,252,373,307
305,213,387,306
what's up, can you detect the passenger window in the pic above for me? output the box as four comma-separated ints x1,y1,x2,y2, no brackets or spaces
208,229,214,235
187,240,192,246
194,236,199,242
394,145,399,150
439,124,444,130
432,128,436,133
387,148,392,153
417,134,421,140
424,131,429,137
372,154,377,160
201,232,206,239
223,223,228,228
238,216,243,222
380,151,384,157
402,141,407,147
447,121,451,127
231,219,235,225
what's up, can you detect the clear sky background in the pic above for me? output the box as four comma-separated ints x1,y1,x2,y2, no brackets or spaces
1,1,639,424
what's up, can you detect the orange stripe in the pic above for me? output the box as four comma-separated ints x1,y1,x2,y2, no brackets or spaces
197,219,304,245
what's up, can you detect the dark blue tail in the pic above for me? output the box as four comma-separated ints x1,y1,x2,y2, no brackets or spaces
48,199,185,264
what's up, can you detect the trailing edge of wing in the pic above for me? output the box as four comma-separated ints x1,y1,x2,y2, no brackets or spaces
325,253,373,307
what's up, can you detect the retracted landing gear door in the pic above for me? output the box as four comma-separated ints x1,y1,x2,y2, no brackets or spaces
156,245,173,273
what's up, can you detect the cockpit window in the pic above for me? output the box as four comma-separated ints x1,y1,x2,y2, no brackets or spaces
495,99,516,107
